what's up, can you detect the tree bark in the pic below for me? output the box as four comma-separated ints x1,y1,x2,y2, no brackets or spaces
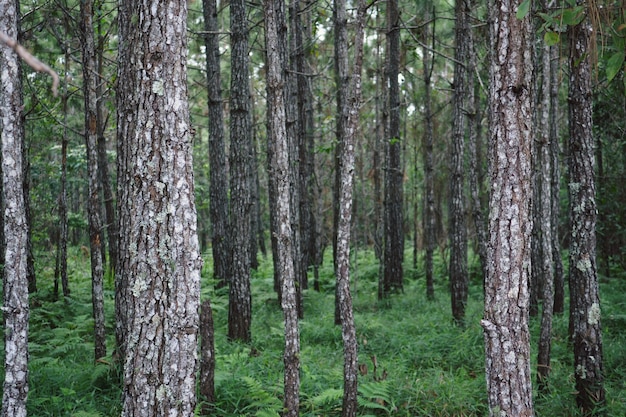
568,5,605,413
264,0,300,413
381,0,404,298
228,0,253,342
199,299,215,410
203,0,230,289
550,44,564,315
79,0,106,361
334,0,365,414
421,11,436,301
116,0,202,413
0,0,29,413
536,34,555,390
96,15,118,277
449,0,469,324
482,0,535,414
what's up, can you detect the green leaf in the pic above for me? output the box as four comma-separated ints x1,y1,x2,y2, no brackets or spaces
606,51,625,83
561,6,585,26
544,31,560,46
516,0,531,20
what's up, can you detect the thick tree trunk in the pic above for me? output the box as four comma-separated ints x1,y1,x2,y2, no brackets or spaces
381,0,404,298
449,0,469,324
0,1,29,413
568,7,605,414
264,0,300,414
203,0,230,289
80,0,106,361
116,0,202,413
482,0,535,414
228,0,253,342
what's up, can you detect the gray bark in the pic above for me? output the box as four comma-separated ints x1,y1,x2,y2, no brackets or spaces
334,0,366,414
482,0,535,414
264,0,300,413
228,0,253,342
421,12,436,301
536,36,555,390
0,0,29,413
199,299,215,410
449,0,469,324
568,6,605,413
381,0,404,298
80,0,107,361
203,0,230,289
116,0,202,413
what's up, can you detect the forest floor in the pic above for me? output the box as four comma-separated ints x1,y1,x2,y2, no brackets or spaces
6,247,626,416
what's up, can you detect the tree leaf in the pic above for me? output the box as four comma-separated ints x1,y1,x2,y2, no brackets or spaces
561,6,585,26
516,0,531,20
606,51,625,83
544,31,560,46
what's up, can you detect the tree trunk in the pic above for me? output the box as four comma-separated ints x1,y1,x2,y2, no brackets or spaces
536,34,555,390
333,0,349,324
57,46,71,299
203,0,230,289
96,15,118,277
264,0,300,414
550,43,564,315
199,299,216,410
568,6,605,413
466,4,488,286
449,0,469,324
334,0,365,413
0,2,29,413
421,11,436,301
482,0,535,414
381,0,404,298
287,0,304,319
116,0,202,413
80,0,106,361
228,0,253,342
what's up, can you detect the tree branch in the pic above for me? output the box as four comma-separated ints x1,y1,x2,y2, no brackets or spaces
0,31,60,96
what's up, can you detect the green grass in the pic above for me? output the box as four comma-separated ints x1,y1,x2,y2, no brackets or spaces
3,246,625,416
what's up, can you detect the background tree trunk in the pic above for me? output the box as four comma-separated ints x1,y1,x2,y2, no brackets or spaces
382,0,404,298
568,6,605,413
79,0,106,361
421,10,436,301
449,0,469,324
203,0,230,289
199,299,215,410
536,34,554,390
228,0,253,342
482,0,535,414
1,1,30,413
117,0,202,412
334,0,365,414
264,0,300,413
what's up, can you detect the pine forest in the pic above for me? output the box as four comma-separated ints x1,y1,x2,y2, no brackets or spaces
0,0,625,415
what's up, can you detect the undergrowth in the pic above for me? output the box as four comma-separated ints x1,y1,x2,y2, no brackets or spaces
0,246,625,416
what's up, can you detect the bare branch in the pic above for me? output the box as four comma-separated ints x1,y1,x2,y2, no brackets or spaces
0,31,60,96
